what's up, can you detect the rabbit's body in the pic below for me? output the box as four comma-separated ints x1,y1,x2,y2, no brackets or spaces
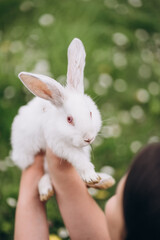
12,94,98,180
12,97,47,169
11,38,103,201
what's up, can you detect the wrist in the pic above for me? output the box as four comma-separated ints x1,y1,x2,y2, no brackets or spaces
17,195,46,215
17,178,42,205
17,191,41,206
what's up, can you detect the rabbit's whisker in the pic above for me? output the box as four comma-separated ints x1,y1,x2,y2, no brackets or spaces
90,145,95,162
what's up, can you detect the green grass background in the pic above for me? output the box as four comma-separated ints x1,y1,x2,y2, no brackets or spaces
1,0,160,239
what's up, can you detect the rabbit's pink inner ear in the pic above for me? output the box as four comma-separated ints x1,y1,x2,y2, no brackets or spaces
20,74,52,100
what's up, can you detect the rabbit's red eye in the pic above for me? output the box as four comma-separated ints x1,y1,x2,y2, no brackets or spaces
90,112,92,118
67,116,74,125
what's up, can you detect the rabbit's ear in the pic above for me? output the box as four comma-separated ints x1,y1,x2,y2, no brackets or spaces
18,72,65,107
67,38,86,94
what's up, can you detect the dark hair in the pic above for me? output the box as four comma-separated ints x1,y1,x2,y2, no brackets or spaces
123,143,160,240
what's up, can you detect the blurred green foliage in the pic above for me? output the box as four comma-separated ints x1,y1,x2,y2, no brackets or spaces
1,0,160,239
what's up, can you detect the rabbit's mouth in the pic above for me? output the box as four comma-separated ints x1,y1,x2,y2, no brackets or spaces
84,137,95,144
71,135,95,148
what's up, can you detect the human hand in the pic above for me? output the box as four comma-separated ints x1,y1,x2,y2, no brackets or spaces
46,147,87,196
46,147,115,193
46,147,73,175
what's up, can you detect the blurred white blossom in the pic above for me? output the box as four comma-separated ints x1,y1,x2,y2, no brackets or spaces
4,86,16,99
39,14,55,27
115,4,129,15
136,88,150,103
130,141,142,153
148,136,160,143
93,82,107,96
102,124,122,138
112,32,129,47
10,41,23,53
148,82,160,96
19,1,34,12
0,161,7,171
6,198,17,208
153,33,160,46
32,59,51,76
92,136,103,147
114,79,127,92
88,188,99,196
138,64,152,79
130,105,145,120
100,166,115,176
58,227,69,239
104,117,118,125
118,110,132,125
113,52,127,68
104,0,118,9
128,0,142,8
135,29,149,42
141,49,154,64
98,73,113,88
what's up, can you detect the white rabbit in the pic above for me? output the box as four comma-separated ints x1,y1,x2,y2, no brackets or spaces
11,38,103,201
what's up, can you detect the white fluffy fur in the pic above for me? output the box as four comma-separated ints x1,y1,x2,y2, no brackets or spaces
11,38,102,199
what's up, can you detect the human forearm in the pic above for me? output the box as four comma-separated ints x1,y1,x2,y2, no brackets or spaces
56,186,110,240
46,148,111,240
14,154,49,240
14,198,49,240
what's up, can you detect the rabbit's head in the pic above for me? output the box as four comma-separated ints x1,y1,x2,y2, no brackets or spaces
18,38,101,148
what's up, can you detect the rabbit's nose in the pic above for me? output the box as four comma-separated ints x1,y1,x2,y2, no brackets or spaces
84,137,94,143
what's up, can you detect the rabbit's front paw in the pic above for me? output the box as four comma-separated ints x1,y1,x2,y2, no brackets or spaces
81,169,101,184
38,173,54,201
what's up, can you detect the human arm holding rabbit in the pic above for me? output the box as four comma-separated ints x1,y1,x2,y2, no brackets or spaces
46,148,111,240
14,153,49,240
14,149,111,240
